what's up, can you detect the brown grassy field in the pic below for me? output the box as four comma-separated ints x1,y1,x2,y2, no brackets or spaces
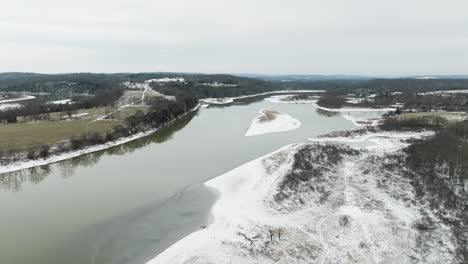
0,120,120,150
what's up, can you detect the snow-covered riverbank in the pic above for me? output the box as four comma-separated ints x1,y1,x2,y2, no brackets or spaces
149,129,457,263
0,104,201,175
201,90,325,105
245,109,301,136
0,95,36,104
314,104,395,112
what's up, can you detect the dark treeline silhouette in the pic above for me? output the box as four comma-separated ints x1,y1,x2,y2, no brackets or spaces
379,116,448,131
363,93,468,111
0,72,126,94
316,95,346,108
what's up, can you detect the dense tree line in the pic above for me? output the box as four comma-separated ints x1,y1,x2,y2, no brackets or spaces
0,91,198,164
149,77,280,99
379,116,448,131
316,95,346,108
362,93,468,111
402,121,468,261
0,73,126,94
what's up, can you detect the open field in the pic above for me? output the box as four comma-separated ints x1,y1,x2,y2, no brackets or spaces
17,105,150,123
0,120,120,150
394,111,467,122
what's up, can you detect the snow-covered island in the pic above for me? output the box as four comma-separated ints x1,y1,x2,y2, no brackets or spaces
245,109,301,136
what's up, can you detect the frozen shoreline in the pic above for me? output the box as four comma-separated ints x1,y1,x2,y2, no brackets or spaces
0,104,201,175
201,90,325,105
245,109,301,136
314,103,395,112
148,129,451,263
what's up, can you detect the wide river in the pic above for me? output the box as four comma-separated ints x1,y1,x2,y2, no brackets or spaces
0,94,361,264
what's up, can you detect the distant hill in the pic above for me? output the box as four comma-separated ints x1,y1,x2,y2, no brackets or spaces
235,74,373,81
236,74,468,81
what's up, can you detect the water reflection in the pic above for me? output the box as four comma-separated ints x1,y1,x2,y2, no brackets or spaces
0,165,52,191
0,112,196,191
316,107,340,117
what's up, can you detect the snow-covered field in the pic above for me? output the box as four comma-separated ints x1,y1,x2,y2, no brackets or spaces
149,130,457,263
245,109,301,136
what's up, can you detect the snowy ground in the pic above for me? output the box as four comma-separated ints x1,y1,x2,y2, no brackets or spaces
148,129,458,264
0,103,22,111
245,109,301,136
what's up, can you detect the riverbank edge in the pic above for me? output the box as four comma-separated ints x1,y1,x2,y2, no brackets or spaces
200,89,326,105
0,103,202,175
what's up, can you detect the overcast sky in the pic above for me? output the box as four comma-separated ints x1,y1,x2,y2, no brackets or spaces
1,0,467,75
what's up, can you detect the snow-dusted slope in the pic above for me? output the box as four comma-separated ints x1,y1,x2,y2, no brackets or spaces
245,109,301,136
148,132,458,264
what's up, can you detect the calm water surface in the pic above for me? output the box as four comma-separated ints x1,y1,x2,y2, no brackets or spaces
0,95,356,264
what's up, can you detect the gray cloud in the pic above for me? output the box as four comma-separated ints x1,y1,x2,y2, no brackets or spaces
1,0,467,75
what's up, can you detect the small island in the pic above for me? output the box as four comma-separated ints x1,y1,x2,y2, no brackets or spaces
245,109,301,136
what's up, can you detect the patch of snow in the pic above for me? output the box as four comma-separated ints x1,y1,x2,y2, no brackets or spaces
419,89,468,95
146,77,186,83
49,99,72,105
245,109,301,136
345,97,365,104
200,82,238,87
0,103,22,111
0,95,35,103
200,98,234,105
